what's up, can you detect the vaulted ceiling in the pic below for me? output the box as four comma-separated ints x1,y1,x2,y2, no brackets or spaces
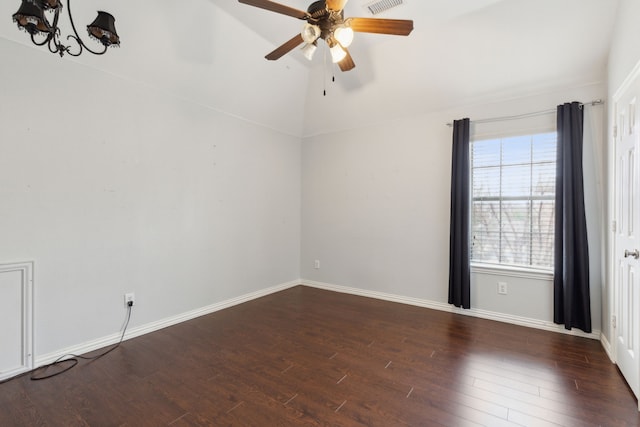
0,0,619,137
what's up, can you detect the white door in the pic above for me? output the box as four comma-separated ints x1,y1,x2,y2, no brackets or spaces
614,72,640,407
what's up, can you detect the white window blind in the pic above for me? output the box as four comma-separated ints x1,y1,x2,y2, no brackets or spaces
471,132,556,270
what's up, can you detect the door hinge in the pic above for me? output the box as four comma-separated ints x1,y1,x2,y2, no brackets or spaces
612,315,617,329
614,124,618,139
612,220,617,233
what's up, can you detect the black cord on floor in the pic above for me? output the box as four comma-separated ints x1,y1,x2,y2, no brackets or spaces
0,304,132,384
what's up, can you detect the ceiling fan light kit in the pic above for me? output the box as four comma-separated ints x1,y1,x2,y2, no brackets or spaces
329,42,347,63
334,25,354,47
11,0,120,57
301,22,321,43
301,41,318,60
238,0,413,72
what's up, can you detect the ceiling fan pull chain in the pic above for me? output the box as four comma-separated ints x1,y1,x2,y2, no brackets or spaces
323,42,327,96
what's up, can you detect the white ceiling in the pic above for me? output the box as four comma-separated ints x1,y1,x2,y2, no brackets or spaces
0,0,619,137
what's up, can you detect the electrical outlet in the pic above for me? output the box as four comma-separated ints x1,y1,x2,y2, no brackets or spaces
497,282,508,295
124,292,135,307
314,260,320,269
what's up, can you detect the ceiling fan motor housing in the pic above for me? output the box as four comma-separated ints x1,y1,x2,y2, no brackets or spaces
307,1,326,14
307,0,345,41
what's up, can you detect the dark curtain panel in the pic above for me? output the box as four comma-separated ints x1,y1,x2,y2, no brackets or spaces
448,118,471,309
554,102,591,332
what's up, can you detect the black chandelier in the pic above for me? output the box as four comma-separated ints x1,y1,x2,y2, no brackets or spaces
12,0,120,57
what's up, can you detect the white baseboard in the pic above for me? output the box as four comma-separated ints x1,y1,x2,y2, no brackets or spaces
600,333,615,363
34,278,604,369
35,280,300,367
301,279,602,341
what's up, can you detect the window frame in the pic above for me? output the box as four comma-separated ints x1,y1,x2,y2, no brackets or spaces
469,131,557,274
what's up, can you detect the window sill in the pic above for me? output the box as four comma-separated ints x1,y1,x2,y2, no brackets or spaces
471,263,553,280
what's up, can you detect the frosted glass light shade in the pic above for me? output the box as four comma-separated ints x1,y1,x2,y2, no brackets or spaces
334,26,353,47
330,44,346,63
301,23,321,44
301,43,317,61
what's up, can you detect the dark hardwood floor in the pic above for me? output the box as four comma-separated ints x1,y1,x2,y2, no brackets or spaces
1,286,639,426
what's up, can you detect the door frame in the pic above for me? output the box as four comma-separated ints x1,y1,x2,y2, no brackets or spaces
0,261,34,381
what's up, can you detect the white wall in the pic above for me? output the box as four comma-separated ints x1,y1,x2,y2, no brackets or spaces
301,82,606,333
0,38,301,358
608,0,640,93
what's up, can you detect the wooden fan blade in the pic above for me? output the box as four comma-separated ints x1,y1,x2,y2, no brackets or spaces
326,0,348,11
238,0,309,20
338,49,355,72
347,17,414,36
265,34,305,60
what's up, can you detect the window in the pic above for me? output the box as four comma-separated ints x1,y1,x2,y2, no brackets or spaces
471,132,556,270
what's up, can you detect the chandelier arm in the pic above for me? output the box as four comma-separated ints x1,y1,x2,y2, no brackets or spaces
47,37,62,55
65,0,105,56
40,7,67,56
30,32,52,47
63,34,84,56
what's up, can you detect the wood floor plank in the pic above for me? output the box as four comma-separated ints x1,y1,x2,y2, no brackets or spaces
1,286,639,426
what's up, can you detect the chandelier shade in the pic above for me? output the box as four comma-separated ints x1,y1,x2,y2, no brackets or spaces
11,0,120,56
41,0,61,10
87,11,119,46
12,0,52,35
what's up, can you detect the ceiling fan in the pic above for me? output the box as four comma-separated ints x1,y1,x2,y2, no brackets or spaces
238,0,414,71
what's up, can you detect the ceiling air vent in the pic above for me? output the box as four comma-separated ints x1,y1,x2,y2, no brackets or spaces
366,0,404,15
